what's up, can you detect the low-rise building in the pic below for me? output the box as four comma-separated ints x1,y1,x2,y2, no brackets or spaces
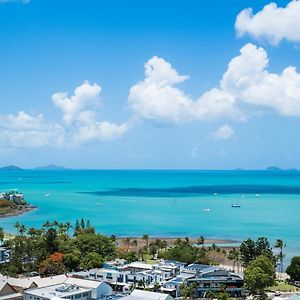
120,289,174,300
24,283,91,300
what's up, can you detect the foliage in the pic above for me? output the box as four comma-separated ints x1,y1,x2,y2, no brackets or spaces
240,237,276,267
159,239,209,264
286,256,300,281
244,255,276,299
0,220,116,276
179,283,198,299
80,252,103,270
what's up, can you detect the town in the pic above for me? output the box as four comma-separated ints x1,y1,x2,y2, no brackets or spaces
0,220,299,300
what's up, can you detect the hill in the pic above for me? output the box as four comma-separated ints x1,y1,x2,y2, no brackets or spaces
34,164,69,170
0,165,23,171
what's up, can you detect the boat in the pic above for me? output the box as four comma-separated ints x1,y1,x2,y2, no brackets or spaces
203,208,211,212
45,193,51,197
231,204,241,208
96,202,102,206
172,199,177,206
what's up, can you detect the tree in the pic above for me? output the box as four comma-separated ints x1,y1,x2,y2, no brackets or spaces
244,255,276,299
197,236,205,247
227,248,240,272
142,234,149,250
80,218,85,229
179,283,198,299
286,256,300,281
240,239,256,267
274,239,286,276
81,252,103,269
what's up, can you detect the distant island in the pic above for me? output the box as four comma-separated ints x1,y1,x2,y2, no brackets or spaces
34,164,69,171
0,165,23,171
0,191,36,218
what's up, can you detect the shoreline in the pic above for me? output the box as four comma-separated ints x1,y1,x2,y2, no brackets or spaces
117,236,240,249
0,205,37,219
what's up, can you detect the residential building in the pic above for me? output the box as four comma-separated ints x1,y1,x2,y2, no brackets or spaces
120,289,174,300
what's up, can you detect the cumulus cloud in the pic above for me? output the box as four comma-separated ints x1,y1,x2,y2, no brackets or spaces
129,43,300,125
235,0,300,45
52,80,101,125
211,124,235,140
73,122,129,144
0,112,65,148
0,82,128,149
129,56,243,124
222,43,300,116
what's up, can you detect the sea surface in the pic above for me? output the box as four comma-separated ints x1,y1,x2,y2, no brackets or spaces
0,169,299,267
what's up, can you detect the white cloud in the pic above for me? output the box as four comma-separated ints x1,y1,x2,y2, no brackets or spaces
129,56,243,124
221,43,300,116
52,80,101,125
73,121,129,144
235,0,300,45
129,44,300,124
0,82,128,149
212,124,235,140
0,112,65,148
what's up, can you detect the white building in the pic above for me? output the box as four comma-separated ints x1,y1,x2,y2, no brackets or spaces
24,283,91,300
120,289,174,300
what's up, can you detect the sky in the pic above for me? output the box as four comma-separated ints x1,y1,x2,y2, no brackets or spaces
0,0,300,169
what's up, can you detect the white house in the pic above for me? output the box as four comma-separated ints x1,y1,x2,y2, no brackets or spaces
23,283,91,300
120,289,174,300
64,277,112,300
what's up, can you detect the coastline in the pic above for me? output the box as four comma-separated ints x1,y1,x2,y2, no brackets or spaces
117,237,240,249
0,205,37,219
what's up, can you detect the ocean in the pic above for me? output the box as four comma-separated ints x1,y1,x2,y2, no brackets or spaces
0,169,299,267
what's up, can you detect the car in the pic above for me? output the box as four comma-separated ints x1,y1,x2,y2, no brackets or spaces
275,291,281,297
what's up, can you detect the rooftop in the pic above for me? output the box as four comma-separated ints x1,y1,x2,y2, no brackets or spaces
26,283,90,299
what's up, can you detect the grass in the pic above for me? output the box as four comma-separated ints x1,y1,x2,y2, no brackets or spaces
269,281,300,292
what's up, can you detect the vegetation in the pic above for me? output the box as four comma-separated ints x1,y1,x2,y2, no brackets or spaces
244,255,276,299
274,239,286,275
0,192,32,216
0,220,116,276
158,238,210,264
240,237,276,267
286,256,300,281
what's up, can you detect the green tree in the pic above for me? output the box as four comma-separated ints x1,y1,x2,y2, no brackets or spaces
197,236,205,247
244,255,276,300
142,234,149,250
81,252,103,269
286,256,300,281
274,239,286,276
240,238,256,267
227,248,240,272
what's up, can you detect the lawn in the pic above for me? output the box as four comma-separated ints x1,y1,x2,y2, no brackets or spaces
269,281,300,292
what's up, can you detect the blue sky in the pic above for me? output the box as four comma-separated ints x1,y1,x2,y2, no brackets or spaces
0,0,300,169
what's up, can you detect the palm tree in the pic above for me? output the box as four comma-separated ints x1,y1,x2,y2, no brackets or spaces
274,239,286,277
125,237,131,247
197,236,205,247
227,248,240,272
142,234,149,250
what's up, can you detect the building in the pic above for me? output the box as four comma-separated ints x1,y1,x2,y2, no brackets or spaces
125,262,153,273
120,289,174,300
0,281,22,300
0,248,10,264
186,267,244,297
23,283,91,300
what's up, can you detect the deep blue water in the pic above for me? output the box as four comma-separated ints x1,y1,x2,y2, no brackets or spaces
0,169,299,268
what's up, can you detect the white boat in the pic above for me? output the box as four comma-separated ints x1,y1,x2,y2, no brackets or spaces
255,194,261,197
203,208,211,212
231,204,241,208
45,193,51,197
96,202,102,206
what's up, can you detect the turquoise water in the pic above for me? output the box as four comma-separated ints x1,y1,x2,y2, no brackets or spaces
0,170,299,267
